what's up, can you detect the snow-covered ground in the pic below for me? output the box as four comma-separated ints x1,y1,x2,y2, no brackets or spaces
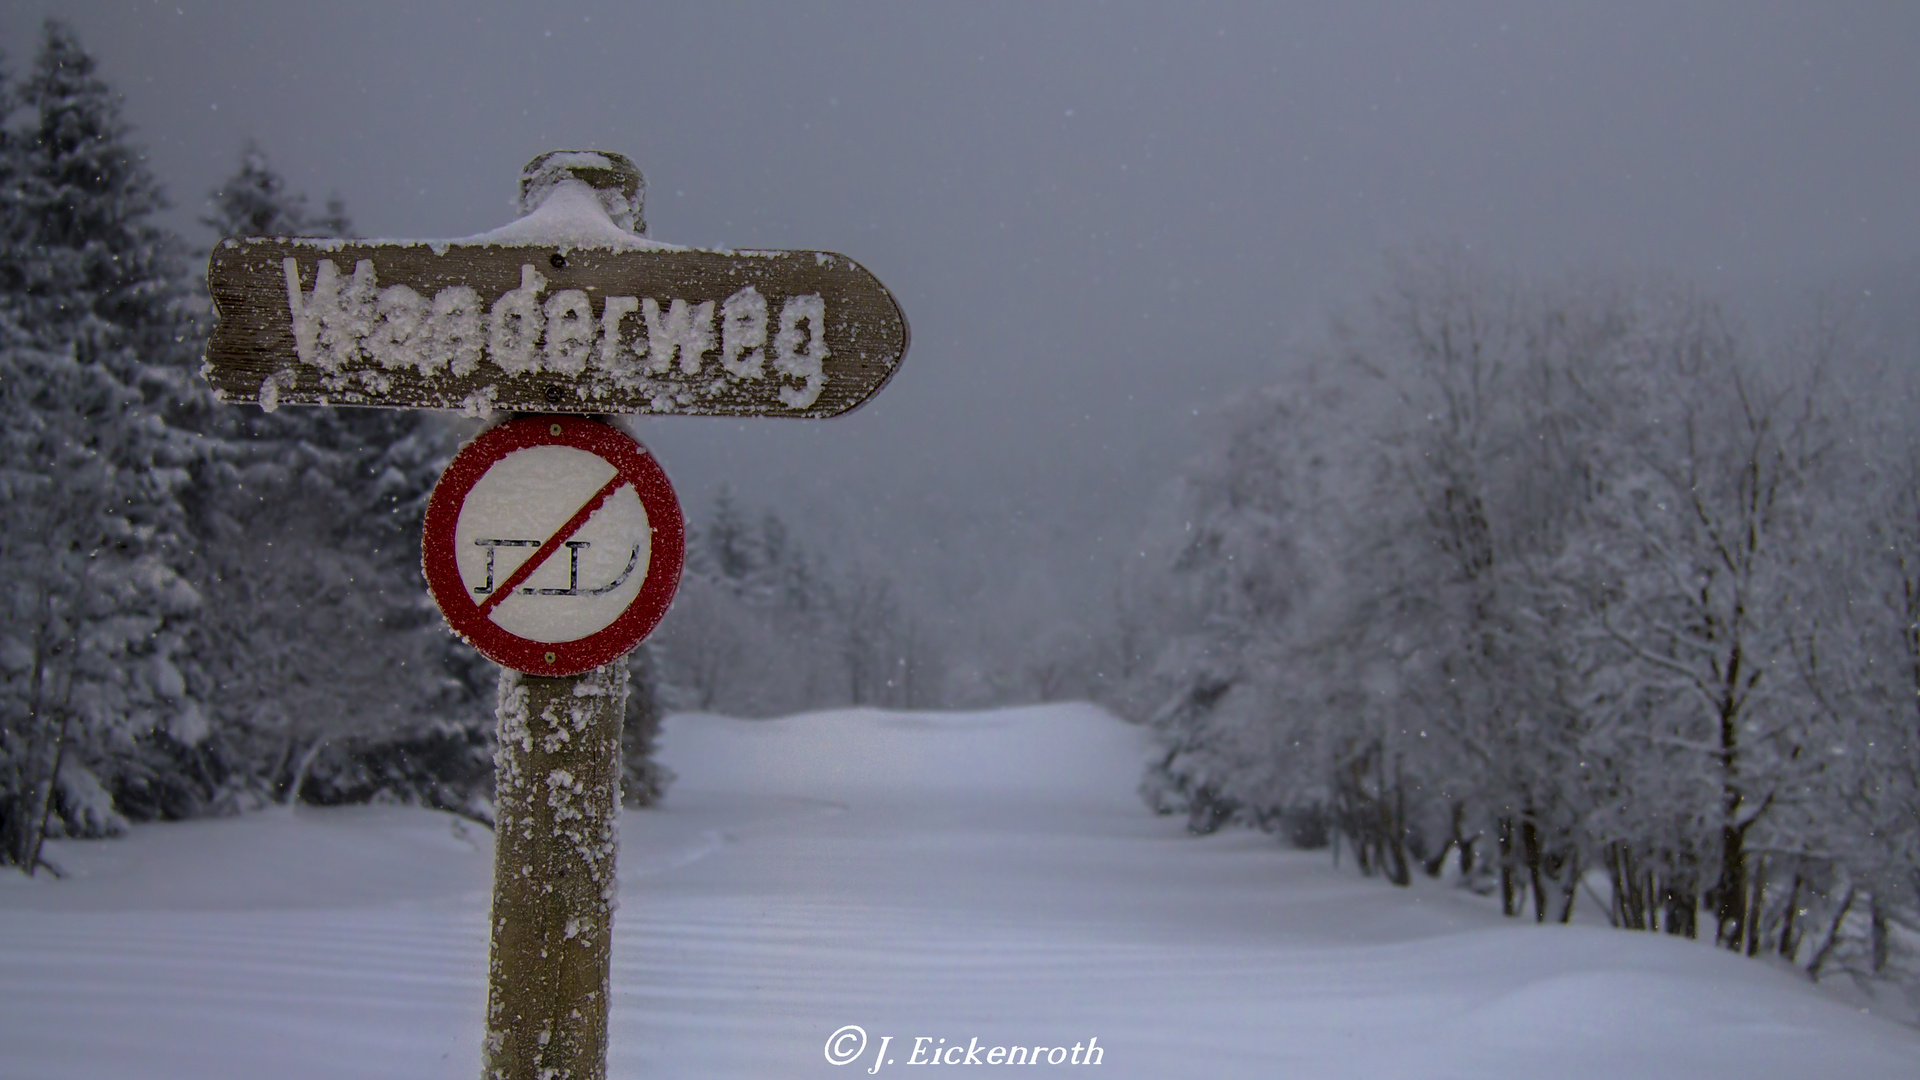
2,703,1916,1078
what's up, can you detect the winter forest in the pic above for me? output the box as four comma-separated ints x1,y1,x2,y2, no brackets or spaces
3,8,1920,1071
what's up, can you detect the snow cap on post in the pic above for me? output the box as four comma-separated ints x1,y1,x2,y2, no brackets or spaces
519,150,645,235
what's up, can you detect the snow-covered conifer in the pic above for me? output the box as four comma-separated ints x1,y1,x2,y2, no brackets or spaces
9,21,191,366
201,138,348,241
185,141,491,818
0,22,208,867
655,492,930,715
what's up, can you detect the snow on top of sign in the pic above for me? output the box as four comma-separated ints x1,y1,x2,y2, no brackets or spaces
215,223,800,262
462,179,680,253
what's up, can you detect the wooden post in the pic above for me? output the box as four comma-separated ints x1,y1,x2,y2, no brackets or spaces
484,664,628,1080
482,156,642,1080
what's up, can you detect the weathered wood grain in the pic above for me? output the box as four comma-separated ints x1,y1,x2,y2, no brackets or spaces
203,239,909,418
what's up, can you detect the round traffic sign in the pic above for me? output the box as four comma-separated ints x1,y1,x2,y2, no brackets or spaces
422,415,683,676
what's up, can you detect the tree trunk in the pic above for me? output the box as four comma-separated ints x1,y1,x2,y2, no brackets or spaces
1523,816,1548,923
283,739,328,807
1869,892,1889,974
1497,816,1519,918
10,591,56,871
19,595,73,877
1712,819,1752,949
1777,870,1803,961
1806,885,1855,981
1382,753,1410,886
1555,849,1580,924
1744,855,1768,957
23,706,74,878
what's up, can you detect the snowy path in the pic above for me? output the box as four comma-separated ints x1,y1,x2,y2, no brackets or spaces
3,703,1917,1078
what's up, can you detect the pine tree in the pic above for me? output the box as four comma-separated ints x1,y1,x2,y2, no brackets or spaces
619,644,674,807
187,141,491,818
202,138,348,240
702,485,759,586
8,20,190,363
0,22,207,869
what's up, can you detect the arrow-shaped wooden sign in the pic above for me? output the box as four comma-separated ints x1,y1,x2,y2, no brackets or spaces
204,239,909,418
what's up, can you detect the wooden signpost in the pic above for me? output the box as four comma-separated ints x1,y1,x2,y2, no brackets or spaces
202,150,908,1080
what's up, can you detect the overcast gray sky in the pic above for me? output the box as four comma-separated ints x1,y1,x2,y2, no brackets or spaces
6,1,1919,629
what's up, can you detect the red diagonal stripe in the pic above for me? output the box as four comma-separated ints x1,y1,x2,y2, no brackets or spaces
475,474,629,618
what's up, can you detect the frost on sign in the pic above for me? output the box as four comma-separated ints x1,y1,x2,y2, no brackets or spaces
203,240,909,418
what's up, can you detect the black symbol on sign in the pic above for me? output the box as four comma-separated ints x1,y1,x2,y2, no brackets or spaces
472,539,640,597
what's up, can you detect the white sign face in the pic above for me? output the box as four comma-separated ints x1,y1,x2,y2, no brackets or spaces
452,445,652,644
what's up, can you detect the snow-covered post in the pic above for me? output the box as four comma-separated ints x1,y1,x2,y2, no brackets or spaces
485,666,628,1080
479,154,646,1080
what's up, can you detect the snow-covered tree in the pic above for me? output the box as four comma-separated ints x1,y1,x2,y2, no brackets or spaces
0,22,208,869
201,138,348,241
655,492,938,715
1570,298,1826,946
1135,247,1918,991
3,21,192,365
619,643,673,807
184,141,491,818
1135,377,1355,840
1762,357,1920,975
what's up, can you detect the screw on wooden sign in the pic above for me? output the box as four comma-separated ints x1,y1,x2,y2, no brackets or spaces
198,151,909,1080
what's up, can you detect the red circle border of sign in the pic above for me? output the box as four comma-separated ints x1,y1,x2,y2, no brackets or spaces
422,415,684,677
